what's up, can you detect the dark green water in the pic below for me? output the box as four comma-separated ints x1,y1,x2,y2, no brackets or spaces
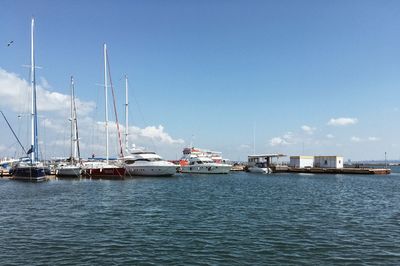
1,168,400,265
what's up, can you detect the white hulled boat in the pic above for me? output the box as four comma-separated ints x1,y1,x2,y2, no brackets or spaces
247,154,286,174
181,156,231,174
179,147,228,166
124,145,178,177
56,76,81,178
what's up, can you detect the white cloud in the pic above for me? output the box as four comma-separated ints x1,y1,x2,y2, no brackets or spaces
138,125,184,145
39,77,51,90
41,118,65,132
0,68,95,115
283,132,294,141
269,132,294,146
327,117,358,126
350,136,380,143
96,122,184,145
301,125,316,135
326,134,334,139
270,137,289,146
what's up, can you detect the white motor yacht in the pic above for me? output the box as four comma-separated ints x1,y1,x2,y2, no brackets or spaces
181,156,231,174
123,146,178,177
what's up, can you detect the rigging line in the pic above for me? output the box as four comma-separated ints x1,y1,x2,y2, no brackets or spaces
106,50,124,158
129,81,158,152
92,84,100,156
0,110,27,154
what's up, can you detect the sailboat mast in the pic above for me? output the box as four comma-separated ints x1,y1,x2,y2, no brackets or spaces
71,77,78,161
104,43,109,164
125,75,129,152
30,17,38,162
70,76,74,164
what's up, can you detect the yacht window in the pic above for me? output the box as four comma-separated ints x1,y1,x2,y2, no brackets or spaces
136,159,150,162
125,160,135,165
197,161,203,164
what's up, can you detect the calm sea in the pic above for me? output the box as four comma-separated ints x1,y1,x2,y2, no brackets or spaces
1,167,400,265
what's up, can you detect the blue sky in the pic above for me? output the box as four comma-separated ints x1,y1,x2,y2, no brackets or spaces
1,0,400,161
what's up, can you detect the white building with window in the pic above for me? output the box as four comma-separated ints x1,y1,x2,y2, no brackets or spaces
314,156,344,169
289,156,314,168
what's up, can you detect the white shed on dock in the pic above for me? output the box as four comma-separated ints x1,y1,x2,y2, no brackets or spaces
289,156,314,168
314,156,344,169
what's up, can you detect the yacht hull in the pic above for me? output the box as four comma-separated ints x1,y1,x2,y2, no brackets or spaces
125,165,178,177
12,166,47,182
84,167,126,179
56,166,81,178
248,167,271,174
181,165,231,174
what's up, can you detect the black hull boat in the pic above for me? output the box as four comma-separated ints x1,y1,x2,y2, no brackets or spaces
12,165,48,182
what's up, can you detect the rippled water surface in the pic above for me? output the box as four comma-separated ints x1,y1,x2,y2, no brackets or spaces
1,167,400,265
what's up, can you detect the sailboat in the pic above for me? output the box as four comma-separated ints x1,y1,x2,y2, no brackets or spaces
82,43,126,179
12,18,48,182
56,76,82,178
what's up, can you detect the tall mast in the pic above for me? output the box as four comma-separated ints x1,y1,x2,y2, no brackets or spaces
104,43,109,164
72,77,78,161
72,77,80,163
31,17,38,162
70,76,74,164
125,75,129,153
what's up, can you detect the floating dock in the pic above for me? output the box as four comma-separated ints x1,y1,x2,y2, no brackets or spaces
272,166,391,175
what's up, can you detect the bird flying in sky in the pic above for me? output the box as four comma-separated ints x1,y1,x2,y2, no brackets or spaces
7,40,14,47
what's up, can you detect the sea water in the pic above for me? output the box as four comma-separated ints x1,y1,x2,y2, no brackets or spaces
1,167,400,265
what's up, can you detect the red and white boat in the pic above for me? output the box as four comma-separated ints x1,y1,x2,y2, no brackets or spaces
179,147,226,166
179,147,231,174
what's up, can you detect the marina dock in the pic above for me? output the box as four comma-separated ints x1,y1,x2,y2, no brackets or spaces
272,166,391,175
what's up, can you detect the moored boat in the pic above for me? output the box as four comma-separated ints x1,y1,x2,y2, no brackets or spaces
247,154,285,174
181,156,231,174
83,162,125,179
12,161,48,182
56,76,82,178
56,164,82,178
124,145,178,177
12,18,48,182
83,44,126,179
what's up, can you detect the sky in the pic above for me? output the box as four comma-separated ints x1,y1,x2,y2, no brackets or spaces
1,0,400,161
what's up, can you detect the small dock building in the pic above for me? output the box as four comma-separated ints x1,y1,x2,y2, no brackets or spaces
314,156,344,169
289,156,314,168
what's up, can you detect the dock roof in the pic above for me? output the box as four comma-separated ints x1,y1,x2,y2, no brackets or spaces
248,154,286,158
